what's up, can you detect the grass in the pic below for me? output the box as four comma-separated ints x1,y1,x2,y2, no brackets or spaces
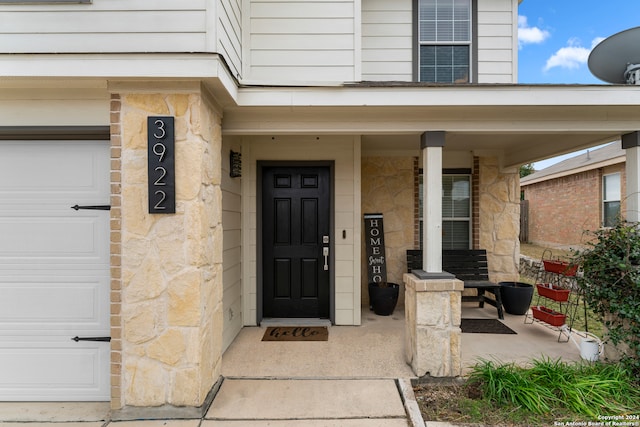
415,359,640,426
520,243,574,262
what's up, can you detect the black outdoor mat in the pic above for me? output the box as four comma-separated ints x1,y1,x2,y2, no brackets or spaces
461,318,516,334
262,326,328,341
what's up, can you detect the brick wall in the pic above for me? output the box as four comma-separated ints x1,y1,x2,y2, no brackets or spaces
472,157,479,249
522,164,626,248
110,94,123,409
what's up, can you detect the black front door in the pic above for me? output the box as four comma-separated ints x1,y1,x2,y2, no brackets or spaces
261,165,331,318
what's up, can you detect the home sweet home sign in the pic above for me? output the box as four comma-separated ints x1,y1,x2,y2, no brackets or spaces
364,213,387,284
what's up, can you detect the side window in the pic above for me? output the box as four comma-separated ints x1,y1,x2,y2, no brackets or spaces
442,175,471,249
418,0,472,83
419,173,471,250
602,173,621,227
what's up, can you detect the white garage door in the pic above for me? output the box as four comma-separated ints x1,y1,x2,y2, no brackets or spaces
0,140,111,401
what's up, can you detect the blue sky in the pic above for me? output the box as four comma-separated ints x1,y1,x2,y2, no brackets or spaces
517,1,640,168
518,1,640,85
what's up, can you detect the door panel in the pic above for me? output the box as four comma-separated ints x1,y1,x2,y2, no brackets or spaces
0,140,110,401
262,165,330,318
0,275,107,331
0,338,109,401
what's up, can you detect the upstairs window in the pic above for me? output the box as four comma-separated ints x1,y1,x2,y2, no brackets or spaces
603,173,621,227
418,0,472,83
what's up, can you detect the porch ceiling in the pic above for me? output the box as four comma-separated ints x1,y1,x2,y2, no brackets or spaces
221,84,640,168
360,131,620,168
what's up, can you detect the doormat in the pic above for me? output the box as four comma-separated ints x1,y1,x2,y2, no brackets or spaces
461,318,516,334
262,326,328,341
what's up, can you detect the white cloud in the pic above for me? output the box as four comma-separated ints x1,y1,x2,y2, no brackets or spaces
544,37,605,71
518,15,551,47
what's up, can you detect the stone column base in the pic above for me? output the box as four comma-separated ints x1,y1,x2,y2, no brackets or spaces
111,376,222,421
404,273,463,378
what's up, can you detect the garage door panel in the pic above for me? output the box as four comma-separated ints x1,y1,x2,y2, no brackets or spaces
0,141,109,201
0,339,110,401
0,276,108,331
0,214,108,263
0,140,110,402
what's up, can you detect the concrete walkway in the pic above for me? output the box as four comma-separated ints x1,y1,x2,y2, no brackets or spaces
205,378,412,426
209,309,419,426
0,305,585,427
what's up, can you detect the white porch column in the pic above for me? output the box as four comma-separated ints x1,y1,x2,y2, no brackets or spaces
405,132,461,378
421,131,444,273
622,132,640,222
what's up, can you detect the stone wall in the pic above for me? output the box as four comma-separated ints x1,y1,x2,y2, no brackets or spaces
518,255,540,282
519,255,579,289
404,274,462,378
361,156,520,305
478,157,520,283
113,90,223,409
361,157,414,306
521,164,626,248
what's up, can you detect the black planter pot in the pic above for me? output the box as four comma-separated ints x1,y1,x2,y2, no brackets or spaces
368,282,400,316
499,281,534,315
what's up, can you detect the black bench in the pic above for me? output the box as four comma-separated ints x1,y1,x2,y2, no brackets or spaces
407,249,504,319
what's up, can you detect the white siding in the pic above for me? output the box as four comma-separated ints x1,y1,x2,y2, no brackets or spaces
361,0,413,81
242,136,361,325
218,0,242,79
0,0,210,54
246,0,357,83
476,0,517,83
360,0,518,83
222,137,243,351
0,85,109,126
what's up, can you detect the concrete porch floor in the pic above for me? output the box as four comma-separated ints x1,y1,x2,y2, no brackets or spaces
222,303,582,380
459,304,583,369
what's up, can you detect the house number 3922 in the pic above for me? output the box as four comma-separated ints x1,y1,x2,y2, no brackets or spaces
147,116,175,213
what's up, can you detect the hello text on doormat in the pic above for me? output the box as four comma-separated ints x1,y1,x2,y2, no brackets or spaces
262,326,328,341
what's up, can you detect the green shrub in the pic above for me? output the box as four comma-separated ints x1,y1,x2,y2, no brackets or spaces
467,358,640,417
572,221,640,379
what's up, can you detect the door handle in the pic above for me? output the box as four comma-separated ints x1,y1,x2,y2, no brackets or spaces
71,336,111,342
323,247,329,271
71,205,111,211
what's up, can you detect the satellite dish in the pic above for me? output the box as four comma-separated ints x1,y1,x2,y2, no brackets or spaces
588,26,640,84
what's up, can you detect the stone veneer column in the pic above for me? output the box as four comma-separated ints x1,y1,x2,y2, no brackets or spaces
403,273,463,378
478,157,520,283
113,90,223,412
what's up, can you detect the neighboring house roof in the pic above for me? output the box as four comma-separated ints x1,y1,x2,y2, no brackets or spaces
521,142,626,186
